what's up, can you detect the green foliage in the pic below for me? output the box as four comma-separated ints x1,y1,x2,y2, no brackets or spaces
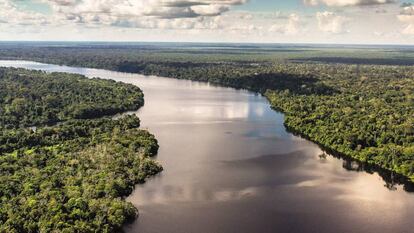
3,44,411,182
0,67,143,128
0,119,162,232
0,68,161,232
265,64,414,180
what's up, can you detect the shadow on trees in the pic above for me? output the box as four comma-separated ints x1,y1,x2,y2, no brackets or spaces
220,72,338,95
291,57,414,66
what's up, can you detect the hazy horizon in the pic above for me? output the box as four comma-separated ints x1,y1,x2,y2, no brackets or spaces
2,40,414,47
2,0,414,44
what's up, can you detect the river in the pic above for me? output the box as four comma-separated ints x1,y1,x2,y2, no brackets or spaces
1,60,414,233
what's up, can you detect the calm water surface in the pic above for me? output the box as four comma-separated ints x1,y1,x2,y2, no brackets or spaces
1,60,414,233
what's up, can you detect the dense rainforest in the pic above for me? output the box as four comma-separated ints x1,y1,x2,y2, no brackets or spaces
0,43,413,181
0,68,144,128
0,67,162,232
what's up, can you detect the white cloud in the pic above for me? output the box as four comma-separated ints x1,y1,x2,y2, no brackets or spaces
0,0,413,44
269,13,302,35
239,12,253,20
397,6,414,34
18,0,247,32
316,11,348,33
304,0,395,7
44,0,247,27
0,1,48,26
191,4,230,16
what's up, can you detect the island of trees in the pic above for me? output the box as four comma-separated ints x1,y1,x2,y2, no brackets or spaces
0,67,162,232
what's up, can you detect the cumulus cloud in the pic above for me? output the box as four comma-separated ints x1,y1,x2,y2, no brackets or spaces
238,12,253,20
48,0,244,18
0,0,251,34
304,0,395,7
269,13,302,35
398,5,414,34
36,0,248,29
1,0,413,44
0,1,48,26
316,11,349,33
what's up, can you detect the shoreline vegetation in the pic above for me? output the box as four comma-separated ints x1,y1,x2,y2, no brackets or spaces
0,44,411,184
0,67,162,232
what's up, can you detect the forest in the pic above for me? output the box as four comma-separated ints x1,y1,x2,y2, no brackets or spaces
0,67,144,128
0,43,411,182
0,67,162,232
0,44,414,181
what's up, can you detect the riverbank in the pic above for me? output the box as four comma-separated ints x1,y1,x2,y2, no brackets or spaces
112,63,414,184
2,60,414,233
0,67,162,232
6,57,411,183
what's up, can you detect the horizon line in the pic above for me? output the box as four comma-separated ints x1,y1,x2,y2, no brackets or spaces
0,40,414,47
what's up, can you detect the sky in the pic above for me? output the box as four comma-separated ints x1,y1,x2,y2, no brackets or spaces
1,0,414,44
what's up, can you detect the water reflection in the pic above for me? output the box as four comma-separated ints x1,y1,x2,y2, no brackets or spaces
134,184,263,204
1,60,414,233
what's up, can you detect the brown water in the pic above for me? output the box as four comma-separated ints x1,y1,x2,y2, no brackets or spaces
1,60,414,233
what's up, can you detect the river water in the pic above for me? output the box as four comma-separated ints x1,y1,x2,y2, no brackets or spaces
1,60,414,233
